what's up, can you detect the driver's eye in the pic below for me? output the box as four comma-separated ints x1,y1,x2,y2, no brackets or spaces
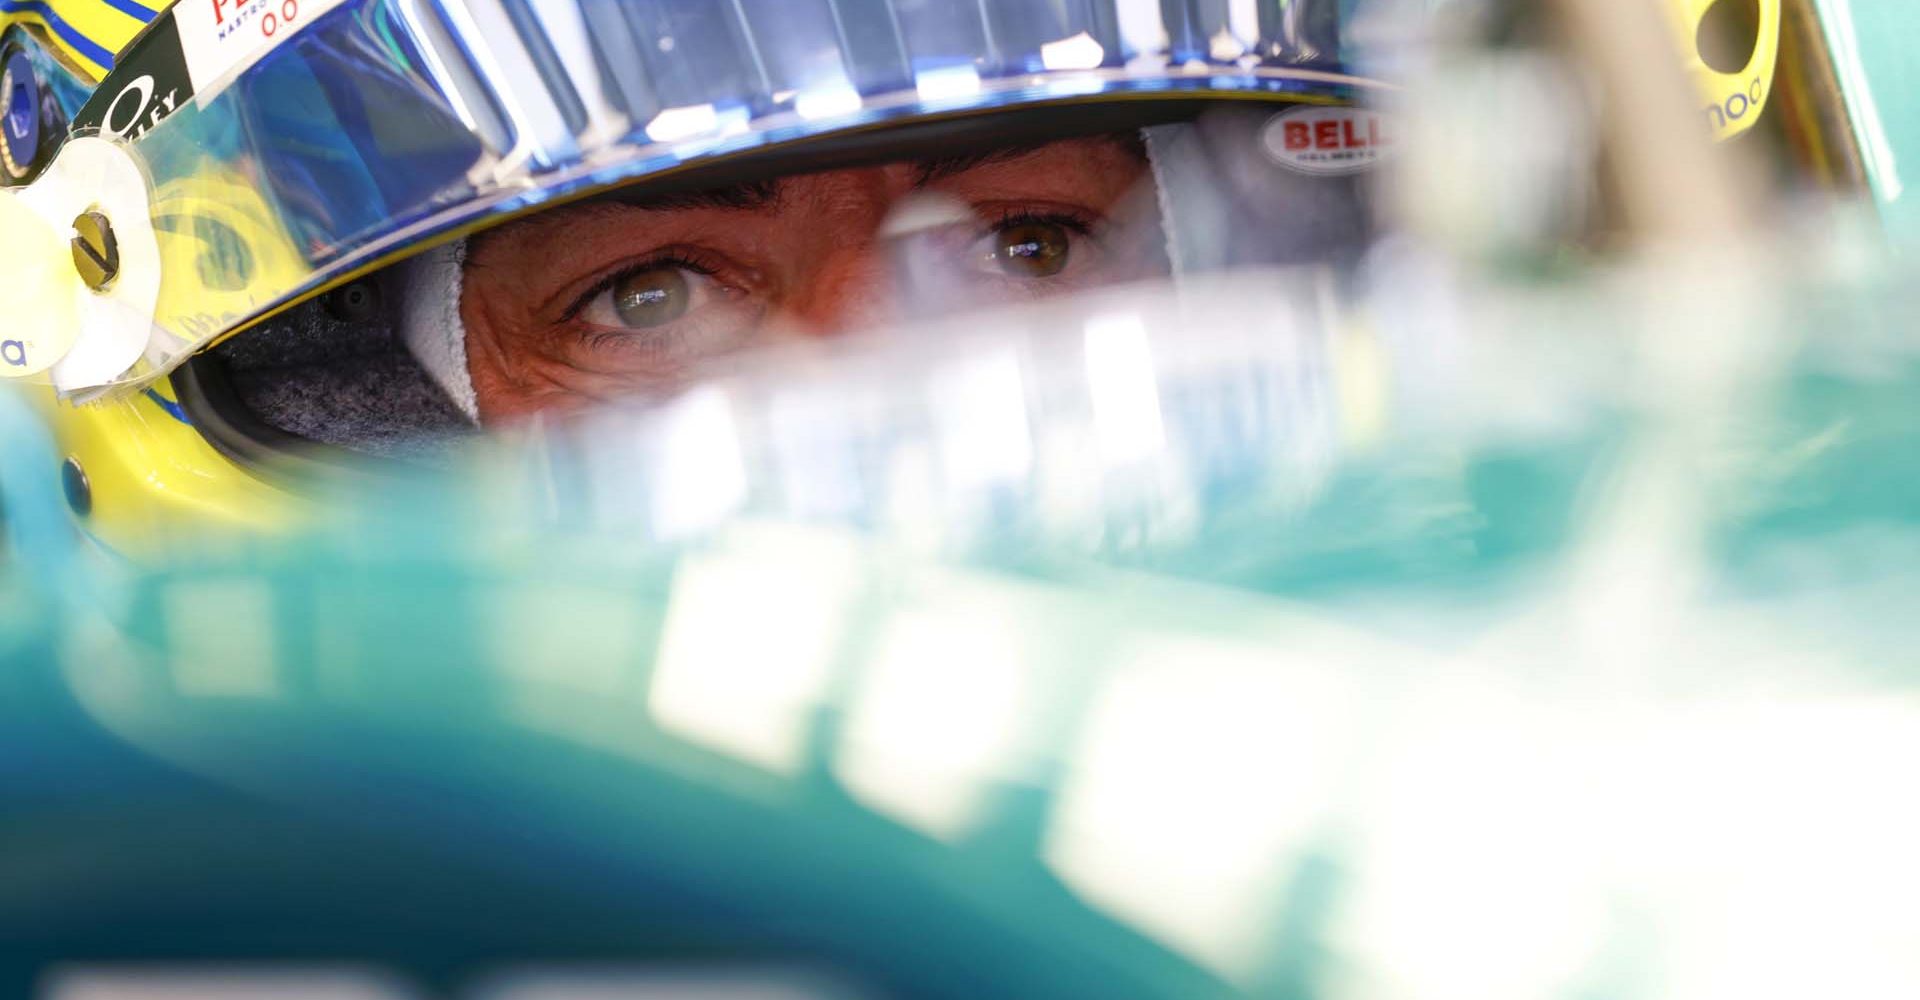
611,266,692,327
987,220,1071,278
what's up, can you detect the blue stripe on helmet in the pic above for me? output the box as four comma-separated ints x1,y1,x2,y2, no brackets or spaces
0,0,120,69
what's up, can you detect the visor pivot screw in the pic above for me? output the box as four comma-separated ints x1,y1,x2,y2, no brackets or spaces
323,280,381,323
61,458,91,517
70,211,119,292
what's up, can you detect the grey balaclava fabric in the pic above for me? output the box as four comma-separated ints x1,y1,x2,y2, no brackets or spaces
211,261,471,457
1141,113,1374,275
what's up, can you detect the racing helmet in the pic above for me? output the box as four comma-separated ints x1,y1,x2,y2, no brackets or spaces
0,0,1840,552
0,0,1415,550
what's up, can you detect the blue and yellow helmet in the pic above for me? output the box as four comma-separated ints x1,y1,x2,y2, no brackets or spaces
0,0,1817,552
0,0,1402,549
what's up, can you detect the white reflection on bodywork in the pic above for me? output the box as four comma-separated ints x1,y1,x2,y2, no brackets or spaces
648,388,748,541
834,601,1032,839
648,526,862,773
1084,313,1167,465
930,351,1034,490
1043,635,1363,981
1327,690,1920,1000
164,578,282,699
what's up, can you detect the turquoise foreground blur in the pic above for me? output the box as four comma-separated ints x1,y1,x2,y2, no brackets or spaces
4,259,1918,998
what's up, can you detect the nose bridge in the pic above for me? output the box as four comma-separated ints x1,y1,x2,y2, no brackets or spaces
773,165,922,337
786,245,895,335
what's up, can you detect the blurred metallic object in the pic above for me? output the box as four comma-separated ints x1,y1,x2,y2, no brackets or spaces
1770,0,1868,190
1555,0,1750,242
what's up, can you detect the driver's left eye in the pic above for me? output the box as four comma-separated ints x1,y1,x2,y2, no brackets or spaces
575,260,730,334
609,265,693,328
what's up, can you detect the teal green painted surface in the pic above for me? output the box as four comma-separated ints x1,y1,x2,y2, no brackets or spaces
1821,0,1920,243
3,281,1918,998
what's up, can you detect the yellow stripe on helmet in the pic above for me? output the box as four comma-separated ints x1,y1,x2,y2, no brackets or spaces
1,0,165,81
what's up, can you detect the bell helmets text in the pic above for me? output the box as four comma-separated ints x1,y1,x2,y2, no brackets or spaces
1262,106,1394,176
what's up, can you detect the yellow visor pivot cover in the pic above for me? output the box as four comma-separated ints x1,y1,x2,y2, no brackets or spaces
0,136,163,393
1668,0,1783,141
0,190,82,379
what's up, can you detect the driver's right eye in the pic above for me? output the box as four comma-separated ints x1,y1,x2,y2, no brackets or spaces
984,219,1074,278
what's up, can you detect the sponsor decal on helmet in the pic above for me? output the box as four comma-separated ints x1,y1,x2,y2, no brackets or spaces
1666,0,1780,141
0,187,81,379
71,0,350,141
1704,74,1767,134
2,139,161,390
173,0,350,101
1,50,48,181
1261,105,1395,177
71,16,191,142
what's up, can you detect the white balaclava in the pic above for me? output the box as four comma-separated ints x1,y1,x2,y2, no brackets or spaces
398,238,478,421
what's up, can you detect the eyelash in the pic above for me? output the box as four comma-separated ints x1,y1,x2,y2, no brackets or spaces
560,250,723,323
990,208,1096,238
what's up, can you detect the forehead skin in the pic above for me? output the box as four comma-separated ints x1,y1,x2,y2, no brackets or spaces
460,136,1154,422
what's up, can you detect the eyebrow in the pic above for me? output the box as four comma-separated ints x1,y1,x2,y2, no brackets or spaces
908,142,1052,186
628,135,1143,214
634,177,784,213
